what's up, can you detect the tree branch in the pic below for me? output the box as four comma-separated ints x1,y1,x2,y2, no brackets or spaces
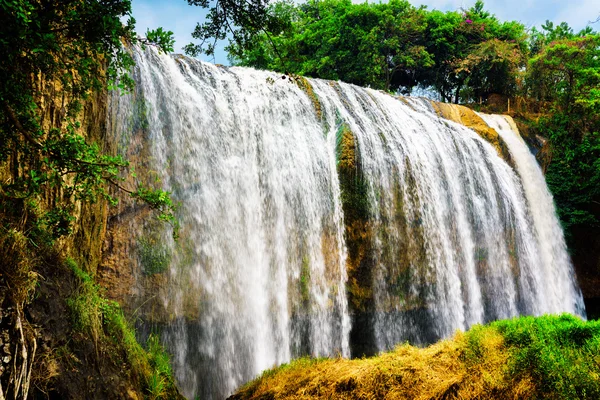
2,102,42,149
106,178,134,194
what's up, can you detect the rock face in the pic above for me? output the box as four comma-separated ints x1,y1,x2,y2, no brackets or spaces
335,122,378,356
430,101,513,163
101,49,587,400
0,74,158,398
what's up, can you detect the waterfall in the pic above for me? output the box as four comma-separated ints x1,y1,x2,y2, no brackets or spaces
478,114,585,316
107,46,585,399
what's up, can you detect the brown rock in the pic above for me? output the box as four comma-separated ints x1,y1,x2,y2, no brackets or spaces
430,101,513,163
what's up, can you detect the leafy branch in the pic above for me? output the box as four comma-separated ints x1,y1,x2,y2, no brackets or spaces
0,0,178,243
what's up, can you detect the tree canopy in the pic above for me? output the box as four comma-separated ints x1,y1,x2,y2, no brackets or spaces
528,35,600,237
223,0,528,100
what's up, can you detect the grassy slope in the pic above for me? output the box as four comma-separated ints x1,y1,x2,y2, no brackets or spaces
231,314,600,400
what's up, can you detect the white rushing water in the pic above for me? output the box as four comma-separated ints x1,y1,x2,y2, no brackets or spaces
479,114,585,315
108,47,585,399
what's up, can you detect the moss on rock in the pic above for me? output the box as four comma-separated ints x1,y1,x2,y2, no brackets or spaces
431,101,513,163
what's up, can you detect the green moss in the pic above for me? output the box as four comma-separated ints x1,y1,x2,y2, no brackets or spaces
336,122,370,223
138,235,172,275
66,259,181,399
300,255,311,304
475,248,488,262
294,76,322,120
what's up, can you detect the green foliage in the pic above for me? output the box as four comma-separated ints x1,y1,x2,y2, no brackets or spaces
528,21,595,57
145,27,176,54
146,333,176,399
541,116,600,236
229,0,433,93
67,259,104,344
101,299,151,378
133,186,177,224
526,34,600,242
490,314,600,398
228,0,526,98
184,0,292,58
528,35,600,112
0,0,177,248
66,258,178,398
420,1,527,102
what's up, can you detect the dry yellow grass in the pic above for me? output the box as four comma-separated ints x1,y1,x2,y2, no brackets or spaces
230,329,536,400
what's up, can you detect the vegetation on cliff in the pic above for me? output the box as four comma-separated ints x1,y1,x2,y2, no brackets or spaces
0,0,176,243
0,0,178,397
231,314,600,399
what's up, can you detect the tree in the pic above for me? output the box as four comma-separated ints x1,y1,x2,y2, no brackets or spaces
184,0,292,59
455,37,524,101
227,0,433,93
0,0,176,244
420,1,526,103
527,34,600,240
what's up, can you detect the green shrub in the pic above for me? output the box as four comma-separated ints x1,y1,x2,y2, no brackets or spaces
66,259,103,345
146,333,175,399
490,314,600,399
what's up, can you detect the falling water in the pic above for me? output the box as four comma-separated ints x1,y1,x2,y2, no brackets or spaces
479,114,585,316
108,47,585,399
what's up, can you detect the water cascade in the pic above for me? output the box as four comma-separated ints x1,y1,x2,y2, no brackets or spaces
108,47,585,399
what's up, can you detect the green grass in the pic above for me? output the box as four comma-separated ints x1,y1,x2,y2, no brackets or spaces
493,314,600,399
233,314,600,400
66,259,180,399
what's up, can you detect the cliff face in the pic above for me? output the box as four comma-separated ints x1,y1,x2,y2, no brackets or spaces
98,88,181,324
0,74,183,398
430,101,513,164
0,79,113,398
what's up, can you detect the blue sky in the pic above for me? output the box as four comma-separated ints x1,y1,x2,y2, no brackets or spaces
132,0,599,65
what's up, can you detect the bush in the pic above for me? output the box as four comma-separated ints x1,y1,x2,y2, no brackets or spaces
492,314,600,399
